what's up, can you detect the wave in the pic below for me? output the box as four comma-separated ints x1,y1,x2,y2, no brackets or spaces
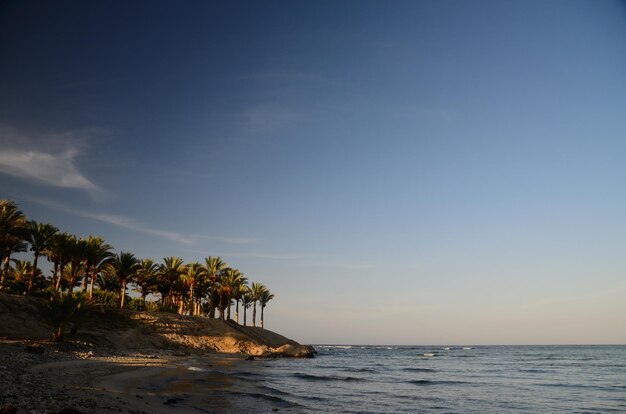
227,390,302,407
343,367,380,373
536,382,626,391
409,379,467,386
403,367,436,372
293,372,367,382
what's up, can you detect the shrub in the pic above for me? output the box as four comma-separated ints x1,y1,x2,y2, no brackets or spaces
38,292,95,341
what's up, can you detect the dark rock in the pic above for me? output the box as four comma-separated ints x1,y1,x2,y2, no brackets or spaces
0,404,17,414
245,356,255,361
163,398,183,405
25,344,44,354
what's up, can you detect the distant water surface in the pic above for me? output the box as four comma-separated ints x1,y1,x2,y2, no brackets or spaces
203,345,626,413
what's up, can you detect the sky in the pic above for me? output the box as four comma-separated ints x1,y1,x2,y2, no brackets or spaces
1,0,625,345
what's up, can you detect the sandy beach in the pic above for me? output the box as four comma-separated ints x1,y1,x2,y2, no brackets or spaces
1,339,293,414
0,293,312,413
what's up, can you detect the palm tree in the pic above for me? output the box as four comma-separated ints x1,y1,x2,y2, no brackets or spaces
250,282,266,328
234,282,250,325
158,256,186,309
111,252,139,308
230,273,248,324
259,289,274,329
182,262,207,316
66,237,88,293
0,200,28,286
83,236,114,298
204,256,227,318
135,258,158,304
220,268,246,320
241,291,253,326
26,221,58,293
39,291,93,342
47,233,73,291
96,263,119,292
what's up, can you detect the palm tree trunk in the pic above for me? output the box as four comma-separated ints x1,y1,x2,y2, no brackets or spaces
189,285,195,316
209,286,216,318
55,263,65,291
2,253,12,281
88,269,97,299
243,307,247,326
235,300,240,324
81,275,88,292
120,280,126,308
261,305,265,328
252,301,257,327
227,299,231,320
28,253,40,293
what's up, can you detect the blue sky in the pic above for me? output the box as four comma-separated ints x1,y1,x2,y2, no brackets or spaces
1,0,625,344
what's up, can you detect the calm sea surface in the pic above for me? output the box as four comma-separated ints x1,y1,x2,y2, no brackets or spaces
201,345,626,413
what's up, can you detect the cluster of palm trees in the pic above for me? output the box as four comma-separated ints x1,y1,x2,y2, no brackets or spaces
0,199,275,328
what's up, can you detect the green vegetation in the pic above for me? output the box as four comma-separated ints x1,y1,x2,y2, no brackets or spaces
37,291,95,341
0,199,276,332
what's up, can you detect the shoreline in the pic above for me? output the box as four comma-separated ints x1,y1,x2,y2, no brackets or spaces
1,339,295,414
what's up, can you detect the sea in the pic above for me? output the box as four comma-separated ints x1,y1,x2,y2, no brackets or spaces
196,345,626,413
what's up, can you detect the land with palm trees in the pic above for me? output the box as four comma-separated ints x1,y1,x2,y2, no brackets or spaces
0,198,281,335
0,198,313,413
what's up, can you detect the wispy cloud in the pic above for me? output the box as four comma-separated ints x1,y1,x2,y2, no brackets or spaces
26,196,194,244
26,196,253,247
189,248,374,270
193,235,255,245
188,249,311,261
0,125,104,198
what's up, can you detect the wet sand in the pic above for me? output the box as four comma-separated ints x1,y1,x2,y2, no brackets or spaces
1,340,293,413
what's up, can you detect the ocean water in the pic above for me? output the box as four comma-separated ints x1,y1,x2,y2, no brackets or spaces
209,345,626,413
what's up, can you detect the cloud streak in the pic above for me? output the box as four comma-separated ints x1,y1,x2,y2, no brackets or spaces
26,197,195,244
0,125,103,198
26,197,253,247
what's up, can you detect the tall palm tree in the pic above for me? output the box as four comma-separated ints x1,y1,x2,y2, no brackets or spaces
241,291,253,326
204,256,227,318
0,200,28,286
111,252,139,308
259,289,275,329
182,262,207,316
66,237,88,293
135,258,159,304
220,268,246,320
250,282,267,328
83,236,114,298
230,273,248,324
47,233,73,291
234,282,250,325
158,256,186,309
26,221,58,293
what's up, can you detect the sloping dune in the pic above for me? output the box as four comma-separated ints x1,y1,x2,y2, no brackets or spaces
0,293,314,357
